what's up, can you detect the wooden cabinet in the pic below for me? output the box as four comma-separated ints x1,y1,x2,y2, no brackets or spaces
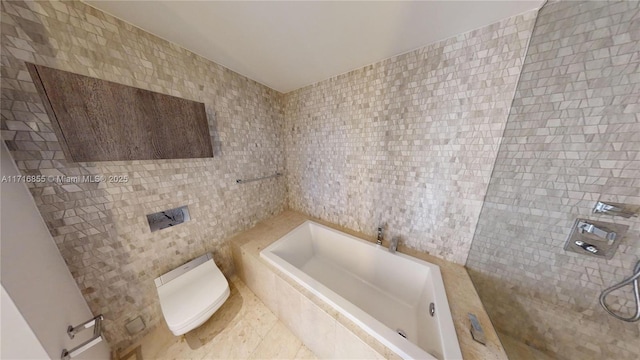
27,63,213,162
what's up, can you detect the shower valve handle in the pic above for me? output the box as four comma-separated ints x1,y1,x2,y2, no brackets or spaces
575,240,599,254
577,221,616,242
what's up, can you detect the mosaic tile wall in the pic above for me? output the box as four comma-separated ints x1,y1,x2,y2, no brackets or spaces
283,11,538,265
466,1,640,359
0,0,286,350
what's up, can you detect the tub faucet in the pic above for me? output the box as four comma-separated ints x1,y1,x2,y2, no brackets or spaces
377,227,383,245
389,236,399,253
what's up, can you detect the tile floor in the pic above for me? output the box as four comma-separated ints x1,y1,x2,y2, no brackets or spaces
118,277,316,360
498,332,555,360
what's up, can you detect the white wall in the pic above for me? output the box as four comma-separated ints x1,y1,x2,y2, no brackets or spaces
1,285,50,359
0,143,110,359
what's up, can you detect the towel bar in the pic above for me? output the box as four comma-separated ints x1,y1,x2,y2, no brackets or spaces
236,172,282,184
61,315,103,360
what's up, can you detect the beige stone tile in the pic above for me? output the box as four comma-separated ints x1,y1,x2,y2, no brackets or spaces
499,332,535,360
499,332,555,360
274,275,302,334
294,345,318,359
118,321,177,360
120,276,310,360
158,338,196,360
200,318,263,360
183,280,246,351
242,299,278,339
465,1,640,358
273,275,336,358
118,345,142,360
249,322,303,359
333,322,384,360
231,276,266,314
241,250,279,316
293,295,336,359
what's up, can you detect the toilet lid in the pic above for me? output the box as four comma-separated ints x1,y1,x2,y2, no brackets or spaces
157,259,229,331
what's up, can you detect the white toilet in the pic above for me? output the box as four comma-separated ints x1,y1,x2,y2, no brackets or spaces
155,253,230,336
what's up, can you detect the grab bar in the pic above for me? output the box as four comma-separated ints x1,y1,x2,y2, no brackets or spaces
61,315,104,360
236,172,282,184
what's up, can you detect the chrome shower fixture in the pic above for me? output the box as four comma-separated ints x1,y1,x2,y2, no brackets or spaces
564,219,628,259
600,260,640,322
593,201,639,218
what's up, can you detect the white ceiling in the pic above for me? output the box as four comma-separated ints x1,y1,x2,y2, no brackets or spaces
86,1,543,93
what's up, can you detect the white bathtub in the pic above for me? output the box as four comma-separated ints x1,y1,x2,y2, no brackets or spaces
260,221,462,360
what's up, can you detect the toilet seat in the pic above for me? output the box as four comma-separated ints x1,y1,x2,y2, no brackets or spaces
156,254,230,336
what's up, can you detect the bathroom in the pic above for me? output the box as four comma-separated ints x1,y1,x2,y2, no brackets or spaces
1,0,638,359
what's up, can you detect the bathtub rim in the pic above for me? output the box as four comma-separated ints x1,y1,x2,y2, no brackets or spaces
260,220,462,360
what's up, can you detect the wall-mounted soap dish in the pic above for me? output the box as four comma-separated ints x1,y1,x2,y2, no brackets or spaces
564,218,629,259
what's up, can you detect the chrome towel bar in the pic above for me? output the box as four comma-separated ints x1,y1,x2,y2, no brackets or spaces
61,315,104,360
236,172,282,184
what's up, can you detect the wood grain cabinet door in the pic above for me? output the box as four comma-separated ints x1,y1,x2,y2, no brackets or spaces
27,63,213,162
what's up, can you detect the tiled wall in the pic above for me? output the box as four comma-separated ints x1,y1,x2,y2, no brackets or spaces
1,0,285,350
466,1,640,359
283,12,537,264
4,0,637,357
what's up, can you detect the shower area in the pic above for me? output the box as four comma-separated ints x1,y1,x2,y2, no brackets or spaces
466,1,640,359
